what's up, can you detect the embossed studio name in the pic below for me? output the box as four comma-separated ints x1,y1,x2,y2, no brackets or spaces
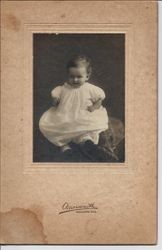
59,202,98,214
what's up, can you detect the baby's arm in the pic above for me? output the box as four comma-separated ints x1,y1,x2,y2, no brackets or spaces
52,96,60,106
87,98,102,112
51,86,62,107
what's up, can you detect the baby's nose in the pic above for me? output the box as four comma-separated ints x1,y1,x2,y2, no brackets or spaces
74,78,79,83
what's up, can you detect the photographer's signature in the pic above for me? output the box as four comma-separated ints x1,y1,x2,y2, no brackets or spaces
59,202,98,215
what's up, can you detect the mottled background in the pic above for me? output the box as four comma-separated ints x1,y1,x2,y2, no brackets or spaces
33,34,125,162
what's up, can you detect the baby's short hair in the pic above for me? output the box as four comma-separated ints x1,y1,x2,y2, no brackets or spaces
66,55,92,76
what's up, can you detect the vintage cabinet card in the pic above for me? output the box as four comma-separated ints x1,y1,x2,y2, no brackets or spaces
1,0,157,244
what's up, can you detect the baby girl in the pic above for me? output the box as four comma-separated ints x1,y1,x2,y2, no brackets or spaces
39,55,108,153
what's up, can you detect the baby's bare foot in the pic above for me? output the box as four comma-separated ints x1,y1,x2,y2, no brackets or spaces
60,145,72,152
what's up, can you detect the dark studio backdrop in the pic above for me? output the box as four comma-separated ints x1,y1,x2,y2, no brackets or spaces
33,33,125,162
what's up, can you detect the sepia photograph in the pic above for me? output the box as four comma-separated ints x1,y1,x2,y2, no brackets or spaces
33,34,125,163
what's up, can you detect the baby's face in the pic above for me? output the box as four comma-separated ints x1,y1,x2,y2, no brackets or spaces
68,66,89,88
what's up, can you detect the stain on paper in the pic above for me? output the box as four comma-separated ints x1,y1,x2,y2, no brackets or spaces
85,218,98,235
5,14,21,32
60,13,66,18
0,208,47,244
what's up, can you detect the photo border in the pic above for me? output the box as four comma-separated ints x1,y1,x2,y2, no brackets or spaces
23,23,134,173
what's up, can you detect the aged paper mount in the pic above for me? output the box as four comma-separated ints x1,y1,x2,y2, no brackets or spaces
1,1,157,244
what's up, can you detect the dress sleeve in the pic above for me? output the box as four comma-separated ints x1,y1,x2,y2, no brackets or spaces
51,86,62,99
90,85,106,103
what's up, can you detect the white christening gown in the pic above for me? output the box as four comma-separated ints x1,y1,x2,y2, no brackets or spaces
39,82,108,146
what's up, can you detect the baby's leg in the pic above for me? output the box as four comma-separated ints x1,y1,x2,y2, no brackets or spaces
40,122,72,152
73,132,100,145
60,144,72,152
39,110,72,151
52,139,72,152
73,132,117,162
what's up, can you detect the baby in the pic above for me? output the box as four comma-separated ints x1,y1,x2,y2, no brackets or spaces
39,55,108,152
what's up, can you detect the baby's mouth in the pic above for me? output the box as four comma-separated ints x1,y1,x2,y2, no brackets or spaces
71,83,81,88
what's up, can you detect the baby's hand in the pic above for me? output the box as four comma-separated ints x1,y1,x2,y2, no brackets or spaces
87,105,95,112
52,97,59,106
87,98,103,112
